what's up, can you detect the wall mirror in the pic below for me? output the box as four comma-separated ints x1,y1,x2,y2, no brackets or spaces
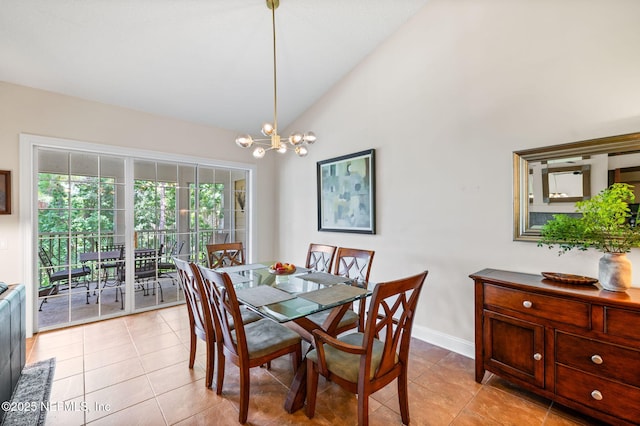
514,132,640,241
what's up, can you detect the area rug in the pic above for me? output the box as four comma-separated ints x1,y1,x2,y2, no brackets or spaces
1,358,56,426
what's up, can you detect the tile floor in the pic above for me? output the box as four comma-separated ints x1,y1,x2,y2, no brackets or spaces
26,305,604,425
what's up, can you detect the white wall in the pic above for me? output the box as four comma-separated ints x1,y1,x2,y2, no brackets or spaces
277,0,640,356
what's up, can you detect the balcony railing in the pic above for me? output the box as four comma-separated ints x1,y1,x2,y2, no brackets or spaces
38,229,232,287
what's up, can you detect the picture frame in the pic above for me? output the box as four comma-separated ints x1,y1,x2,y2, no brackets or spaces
317,149,375,234
0,170,10,215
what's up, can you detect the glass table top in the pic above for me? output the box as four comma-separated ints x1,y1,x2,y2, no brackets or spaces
216,262,371,322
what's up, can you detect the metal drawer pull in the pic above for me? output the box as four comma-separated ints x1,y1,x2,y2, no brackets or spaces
522,300,533,308
533,353,542,361
591,354,603,365
591,390,603,400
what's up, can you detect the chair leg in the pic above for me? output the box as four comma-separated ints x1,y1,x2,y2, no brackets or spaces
188,326,197,369
239,367,250,424
215,349,225,396
205,336,215,389
118,287,124,310
398,367,410,425
357,390,369,426
305,358,319,419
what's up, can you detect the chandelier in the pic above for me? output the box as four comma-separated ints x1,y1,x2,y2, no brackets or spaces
235,0,316,158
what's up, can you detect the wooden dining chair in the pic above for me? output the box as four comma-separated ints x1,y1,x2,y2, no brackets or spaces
305,270,428,426
206,242,244,268
194,264,302,424
306,247,375,334
174,257,261,389
305,243,337,273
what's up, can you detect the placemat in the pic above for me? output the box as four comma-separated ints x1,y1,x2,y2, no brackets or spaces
299,284,368,306
299,272,351,286
235,286,295,307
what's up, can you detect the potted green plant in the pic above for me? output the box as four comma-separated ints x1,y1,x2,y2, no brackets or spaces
538,183,640,291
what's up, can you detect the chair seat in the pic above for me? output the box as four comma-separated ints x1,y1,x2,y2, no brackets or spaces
234,318,301,360
158,261,175,270
49,266,91,283
306,308,359,330
307,332,388,383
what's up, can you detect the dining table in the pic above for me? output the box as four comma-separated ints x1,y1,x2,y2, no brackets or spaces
216,261,372,413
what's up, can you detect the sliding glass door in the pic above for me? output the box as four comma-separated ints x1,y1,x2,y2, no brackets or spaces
35,146,250,330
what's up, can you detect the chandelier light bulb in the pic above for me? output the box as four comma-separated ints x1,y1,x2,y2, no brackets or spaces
277,143,287,154
289,132,304,146
295,146,308,157
304,131,317,144
253,147,266,158
235,134,253,148
261,123,275,136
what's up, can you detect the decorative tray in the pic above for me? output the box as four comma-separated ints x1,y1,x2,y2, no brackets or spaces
541,272,598,285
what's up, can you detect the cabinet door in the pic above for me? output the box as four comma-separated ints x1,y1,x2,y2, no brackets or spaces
483,310,545,388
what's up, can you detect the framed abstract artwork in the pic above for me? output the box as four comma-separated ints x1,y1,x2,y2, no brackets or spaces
0,170,10,215
317,149,375,234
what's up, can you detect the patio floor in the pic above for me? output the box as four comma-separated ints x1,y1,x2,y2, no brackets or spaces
37,274,183,330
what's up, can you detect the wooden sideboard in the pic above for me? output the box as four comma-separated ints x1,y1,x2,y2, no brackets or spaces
470,268,640,426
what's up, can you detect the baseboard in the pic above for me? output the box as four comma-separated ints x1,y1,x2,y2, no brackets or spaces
412,324,475,359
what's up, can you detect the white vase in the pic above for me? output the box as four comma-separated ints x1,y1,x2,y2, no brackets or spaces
598,252,632,292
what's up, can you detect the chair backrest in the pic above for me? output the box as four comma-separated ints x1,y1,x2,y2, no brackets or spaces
192,264,248,361
173,257,206,339
334,247,375,283
38,247,54,274
206,242,244,268
99,243,125,252
362,271,428,382
118,249,156,281
134,249,158,278
305,243,337,273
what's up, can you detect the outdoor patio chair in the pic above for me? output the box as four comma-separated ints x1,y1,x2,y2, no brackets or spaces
113,249,163,309
38,247,92,311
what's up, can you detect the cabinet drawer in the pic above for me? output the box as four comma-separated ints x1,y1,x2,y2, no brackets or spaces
605,307,640,342
484,284,590,328
556,332,640,387
556,364,640,424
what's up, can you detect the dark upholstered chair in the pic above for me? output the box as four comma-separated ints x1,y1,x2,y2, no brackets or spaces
306,271,428,426
305,243,337,273
205,242,244,269
194,264,302,424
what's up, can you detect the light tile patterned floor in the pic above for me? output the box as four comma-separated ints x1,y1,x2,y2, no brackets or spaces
26,305,603,425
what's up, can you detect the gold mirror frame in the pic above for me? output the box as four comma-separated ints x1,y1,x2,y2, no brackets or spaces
513,132,640,241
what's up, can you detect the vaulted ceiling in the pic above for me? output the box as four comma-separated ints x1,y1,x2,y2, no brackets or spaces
0,0,430,133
